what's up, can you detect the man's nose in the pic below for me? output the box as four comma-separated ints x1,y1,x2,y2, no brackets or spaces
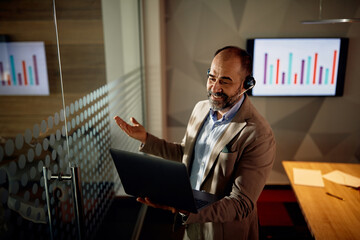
211,80,222,93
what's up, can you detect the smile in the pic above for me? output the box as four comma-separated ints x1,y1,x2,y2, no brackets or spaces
208,90,228,100
211,94,224,100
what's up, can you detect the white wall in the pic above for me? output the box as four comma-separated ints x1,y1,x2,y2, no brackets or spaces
142,0,168,139
101,0,141,79
102,0,145,195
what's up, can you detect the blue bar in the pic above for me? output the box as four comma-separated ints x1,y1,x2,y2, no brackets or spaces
264,53,268,84
282,72,285,85
300,60,305,84
288,53,293,84
325,68,329,85
269,65,273,85
29,66,34,85
10,55,17,85
306,56,311,85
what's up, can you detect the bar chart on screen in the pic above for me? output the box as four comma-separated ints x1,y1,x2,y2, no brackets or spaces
252,38,342,96
0,42,49,95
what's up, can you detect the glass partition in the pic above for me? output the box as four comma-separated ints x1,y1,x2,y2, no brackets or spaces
0,1,68,239
0,0,145,239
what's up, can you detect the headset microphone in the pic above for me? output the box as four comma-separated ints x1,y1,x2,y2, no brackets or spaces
240,75,256,96
239,84,254,96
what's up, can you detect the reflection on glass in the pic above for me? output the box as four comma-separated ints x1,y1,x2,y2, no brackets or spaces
0,0,145,239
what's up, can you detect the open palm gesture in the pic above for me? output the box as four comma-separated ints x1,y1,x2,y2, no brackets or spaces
114,116,147,143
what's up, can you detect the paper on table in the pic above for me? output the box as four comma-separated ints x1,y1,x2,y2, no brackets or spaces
322,170,360,188
293,168,325,187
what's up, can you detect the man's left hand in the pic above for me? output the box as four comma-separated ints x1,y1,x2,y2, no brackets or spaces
136,197,189,216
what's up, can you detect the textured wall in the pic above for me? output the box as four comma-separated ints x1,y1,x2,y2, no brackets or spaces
164,0,360,183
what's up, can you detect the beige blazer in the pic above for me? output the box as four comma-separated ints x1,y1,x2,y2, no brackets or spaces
140,96,276,240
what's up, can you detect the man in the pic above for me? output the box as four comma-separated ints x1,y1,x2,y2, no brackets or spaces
114,46,276,240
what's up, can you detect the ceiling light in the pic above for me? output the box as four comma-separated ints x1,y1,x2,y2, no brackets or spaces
301,0,360,24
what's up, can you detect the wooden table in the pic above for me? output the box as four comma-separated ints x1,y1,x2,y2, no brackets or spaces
282,161,360,240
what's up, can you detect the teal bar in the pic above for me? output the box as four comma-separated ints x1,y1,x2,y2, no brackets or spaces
10,55,17,85
325,68,329,85
269,65,273,84
306,56,311,85
288,53,293,84
29,66,34,85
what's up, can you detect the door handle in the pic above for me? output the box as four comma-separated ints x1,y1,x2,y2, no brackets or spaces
43,166,84,240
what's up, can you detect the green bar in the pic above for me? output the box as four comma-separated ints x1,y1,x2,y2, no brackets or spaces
306,56,311,85
10,55,17,85
288,53,293,84
29,66,34,85
325,68,329,85
269,65,273,84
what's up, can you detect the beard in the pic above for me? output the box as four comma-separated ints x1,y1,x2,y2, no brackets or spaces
207,86,243,111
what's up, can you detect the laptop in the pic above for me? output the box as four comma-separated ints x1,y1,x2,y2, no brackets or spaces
109,148,217,213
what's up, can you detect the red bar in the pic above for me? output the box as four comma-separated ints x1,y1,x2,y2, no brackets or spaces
313,53,318,84
276,59,280,84
7,74,11,85
331,50,337,85
22,60,28,85
294,73,297,84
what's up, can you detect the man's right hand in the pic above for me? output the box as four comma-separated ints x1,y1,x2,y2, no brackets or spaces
113,116,147,144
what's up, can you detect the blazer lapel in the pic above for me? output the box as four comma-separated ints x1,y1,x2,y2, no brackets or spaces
200,96,251,186
183,101,210,171
201,121,246,184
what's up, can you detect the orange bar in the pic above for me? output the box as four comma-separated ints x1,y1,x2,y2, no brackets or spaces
331,50,337,85
7,73,11,85
313,53,318,84
276,59,280,84
22,60,28,85
294,73,297,84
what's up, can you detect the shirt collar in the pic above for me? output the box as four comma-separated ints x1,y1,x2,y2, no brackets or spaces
209,94,245,124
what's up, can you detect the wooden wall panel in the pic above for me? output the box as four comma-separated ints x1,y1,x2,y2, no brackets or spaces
0,20,104,43
0,94,81,137
0,0,102,20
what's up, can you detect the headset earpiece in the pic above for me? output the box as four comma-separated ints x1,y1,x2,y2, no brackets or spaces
244,75,256,90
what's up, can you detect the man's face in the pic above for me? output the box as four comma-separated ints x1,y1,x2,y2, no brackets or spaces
207,53,245,113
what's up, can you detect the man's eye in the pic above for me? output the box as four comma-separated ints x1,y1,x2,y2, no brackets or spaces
219,80,229,85
208,77,216,82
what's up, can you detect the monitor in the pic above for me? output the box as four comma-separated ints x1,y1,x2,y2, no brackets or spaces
246,38,348,97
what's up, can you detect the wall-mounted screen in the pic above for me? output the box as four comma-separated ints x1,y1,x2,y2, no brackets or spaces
246,38,348,97
0,41,49,96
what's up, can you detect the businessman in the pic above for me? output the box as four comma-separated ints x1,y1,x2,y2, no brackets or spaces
114,46,276,240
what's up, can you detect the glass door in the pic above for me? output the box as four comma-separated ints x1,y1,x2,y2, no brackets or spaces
0,0,145,239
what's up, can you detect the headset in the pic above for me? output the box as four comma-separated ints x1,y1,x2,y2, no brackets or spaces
244,75,256,91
